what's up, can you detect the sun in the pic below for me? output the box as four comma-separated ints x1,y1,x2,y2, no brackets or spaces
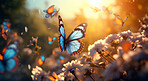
83,0,116,19
86,0,116,8
86,0,103,7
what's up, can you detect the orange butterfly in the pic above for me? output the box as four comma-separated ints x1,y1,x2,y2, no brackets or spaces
90,7,101,13
114,14,129,26
48,72,58,81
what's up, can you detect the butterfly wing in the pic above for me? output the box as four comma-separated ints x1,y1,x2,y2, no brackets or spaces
0,61,5,73
51,9,59,18
58,16,66,51
53,37,56,41
48,5,55,10
43,10,47,13
122,15,129,26
67,23,87,40
48,72,58,81
59,56,64,59
59,56,64,63
48,37,53,45
6,57,19,72
66,40,84,55
66,23,87,55
114,14,123,26
3,43,18,60
37,55,45,66
45,14,50,18
46,5,55,14
52,72,58,79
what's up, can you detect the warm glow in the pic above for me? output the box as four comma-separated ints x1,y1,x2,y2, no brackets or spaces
84,0,116,19
86,0,103,7
86,0,116,8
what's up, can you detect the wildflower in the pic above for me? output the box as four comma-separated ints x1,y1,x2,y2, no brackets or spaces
62,60,83,81
57,72,65,81
88,39,108,57
104,34,120,44
62,60,83,72
118,30,132,40
31,66,50,81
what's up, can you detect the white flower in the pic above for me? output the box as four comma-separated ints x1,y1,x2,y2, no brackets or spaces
31,66,50,81
88,39,108,57
62,60,83,74
118,30,132,38
57,72,65,81
105,34,120,44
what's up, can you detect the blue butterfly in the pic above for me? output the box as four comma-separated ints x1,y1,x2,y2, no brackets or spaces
58,15,87,55
48,37,56,45
0,42,19,73
57,56,64,63
37,55,45,66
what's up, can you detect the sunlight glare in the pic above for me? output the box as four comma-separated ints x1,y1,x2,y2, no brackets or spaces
86,0,103,7
86,0,116,8
85,0,116,19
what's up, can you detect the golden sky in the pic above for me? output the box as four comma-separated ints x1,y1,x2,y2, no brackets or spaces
26,0,116,19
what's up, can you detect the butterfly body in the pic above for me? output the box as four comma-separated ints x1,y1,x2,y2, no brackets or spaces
58,15,87,55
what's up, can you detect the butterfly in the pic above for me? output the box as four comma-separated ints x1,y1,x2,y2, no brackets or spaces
43,5,59,18
48,37,56,45
58,15,87,55
102,6,113,14
37,55,45,66
0,42,19,73
113,14,129,26
1,28,8,40
90,7,101,13
2,21,11,31
1,21,11,40
57,56,64,63
48,72,59,81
